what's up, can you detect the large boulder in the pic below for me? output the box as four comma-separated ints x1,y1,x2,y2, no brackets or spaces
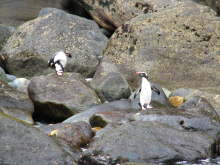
1,8,108,77
91,58,131,102
74,0,189,31
28,72,101,122
38,121,94,149
0,79,34,124
103,1,220,90
81,120,219,164
0,113,77,165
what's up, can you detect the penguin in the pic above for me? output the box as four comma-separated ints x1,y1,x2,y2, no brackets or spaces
136,72,160,110
48,50,72,76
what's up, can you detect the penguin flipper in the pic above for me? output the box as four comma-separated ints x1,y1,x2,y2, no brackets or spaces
138,102,142,110
134,88,141,99
151,87,160,95
48,58,55,67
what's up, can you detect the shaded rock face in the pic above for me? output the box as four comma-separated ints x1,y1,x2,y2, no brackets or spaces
74,0,186,31
197,0,220,14
28,72,101,122
0,24,15,50
91,59,131,102
38,121,94,149
1,8,108,77
0,80,34,124
0,0,63,26
0,113,76,165
81,121,218,164
103,1,220,90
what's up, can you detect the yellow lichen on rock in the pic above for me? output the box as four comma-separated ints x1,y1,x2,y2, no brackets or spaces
92,127,102,132
49,129,59,136
169,96,184,107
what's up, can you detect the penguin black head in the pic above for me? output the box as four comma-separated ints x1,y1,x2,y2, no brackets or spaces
136,72,149,79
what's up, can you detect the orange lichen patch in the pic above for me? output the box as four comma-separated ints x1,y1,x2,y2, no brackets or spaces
92,127,102,132
169,96,184,107
49,129,59,136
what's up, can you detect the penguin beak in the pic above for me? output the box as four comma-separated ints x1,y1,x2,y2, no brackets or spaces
136,72,141,75
66,53,72,58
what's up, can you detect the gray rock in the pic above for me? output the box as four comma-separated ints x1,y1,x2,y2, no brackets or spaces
63,99,138,124
38,121,94,149
0,80,34,124
103,1,220,90
91,59,131,102
2,8,108,77
170,88,220,116
0,113,77,165
132,110,220,137
179,96,219,120
0,24,15,50
82,121,218,164
28,72,101,122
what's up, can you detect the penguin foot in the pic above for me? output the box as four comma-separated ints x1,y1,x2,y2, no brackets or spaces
143,104,152,109
56,72,63,76
147,104,152,109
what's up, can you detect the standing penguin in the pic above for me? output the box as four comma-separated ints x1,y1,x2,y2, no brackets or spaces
136,72,160,110
48,50,72,76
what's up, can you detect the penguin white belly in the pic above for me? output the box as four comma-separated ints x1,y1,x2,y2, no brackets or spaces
55,63,63,75
140,78,152,109
53,52,67,67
